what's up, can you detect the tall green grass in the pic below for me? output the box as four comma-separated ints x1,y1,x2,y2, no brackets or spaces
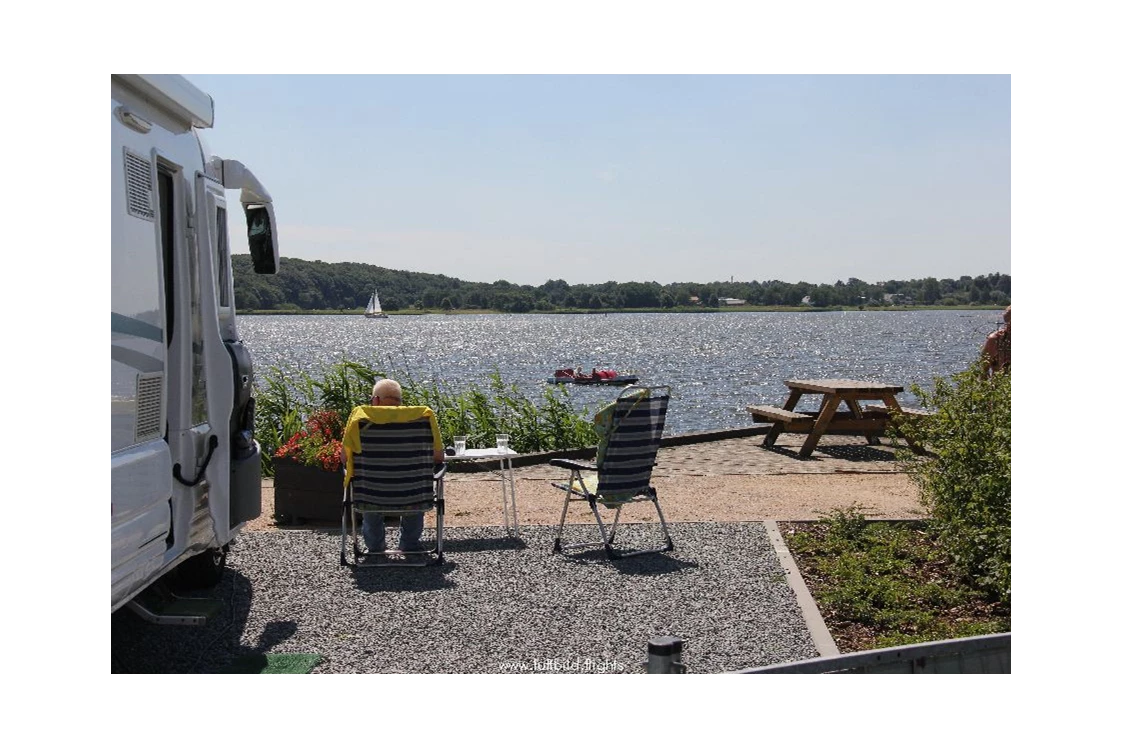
254,360,599,475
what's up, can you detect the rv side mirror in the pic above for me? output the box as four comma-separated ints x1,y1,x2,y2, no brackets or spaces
245,203,279,274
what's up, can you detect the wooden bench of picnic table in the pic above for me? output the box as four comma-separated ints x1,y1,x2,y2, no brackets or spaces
747,405,814,424
862,404,932,417
748,405,888,432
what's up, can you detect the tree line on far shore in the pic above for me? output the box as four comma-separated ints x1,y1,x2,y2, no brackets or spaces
232,255,1011,313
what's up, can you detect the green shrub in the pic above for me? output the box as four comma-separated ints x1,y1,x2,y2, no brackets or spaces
785,509,1008,649
792,511,919,627
894,360,1011,603
820,504,871,546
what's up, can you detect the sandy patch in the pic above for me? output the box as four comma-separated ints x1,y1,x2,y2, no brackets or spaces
247,471,924,534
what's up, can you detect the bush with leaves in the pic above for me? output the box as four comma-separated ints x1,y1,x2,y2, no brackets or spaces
894,360,1011,603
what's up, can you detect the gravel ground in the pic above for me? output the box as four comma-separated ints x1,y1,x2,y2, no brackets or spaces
111,523,818,674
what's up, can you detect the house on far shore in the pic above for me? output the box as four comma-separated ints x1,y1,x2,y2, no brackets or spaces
883,293,913,305
801,296,812,305
718,297,746,306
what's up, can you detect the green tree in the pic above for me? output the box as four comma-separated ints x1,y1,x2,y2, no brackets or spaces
921,277,941,304
238,288,261,310
231,254,1009,313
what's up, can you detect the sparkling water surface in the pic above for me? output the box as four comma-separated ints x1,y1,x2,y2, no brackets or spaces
238,310,1002,436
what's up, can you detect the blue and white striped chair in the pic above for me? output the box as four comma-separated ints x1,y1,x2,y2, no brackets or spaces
550,385,673,559
340,417,446,567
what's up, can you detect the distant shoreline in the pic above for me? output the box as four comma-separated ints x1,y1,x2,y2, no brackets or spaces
239,304,1005,316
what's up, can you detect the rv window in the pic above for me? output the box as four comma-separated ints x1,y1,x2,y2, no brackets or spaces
246,205,276,274
215,206,231,308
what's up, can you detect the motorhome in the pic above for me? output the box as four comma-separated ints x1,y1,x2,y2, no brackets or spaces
111,75,279,622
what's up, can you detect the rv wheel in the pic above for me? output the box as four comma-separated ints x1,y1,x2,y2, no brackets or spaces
174,546,228,589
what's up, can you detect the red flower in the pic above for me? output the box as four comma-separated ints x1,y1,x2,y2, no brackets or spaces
273,410,345,471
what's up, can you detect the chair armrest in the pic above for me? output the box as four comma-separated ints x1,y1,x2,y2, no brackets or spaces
549,458,597,472
434,463,448,481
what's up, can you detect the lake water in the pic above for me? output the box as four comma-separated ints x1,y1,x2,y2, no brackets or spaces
238,310,1002,436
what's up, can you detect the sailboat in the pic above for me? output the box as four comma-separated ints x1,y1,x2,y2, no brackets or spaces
364,290,389,319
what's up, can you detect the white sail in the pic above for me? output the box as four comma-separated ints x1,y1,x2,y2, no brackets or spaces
365,290,388,318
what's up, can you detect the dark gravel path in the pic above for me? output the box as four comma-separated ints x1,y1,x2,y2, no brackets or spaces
111,523,817,674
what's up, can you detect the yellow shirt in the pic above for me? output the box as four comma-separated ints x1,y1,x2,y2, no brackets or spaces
342,405,443,484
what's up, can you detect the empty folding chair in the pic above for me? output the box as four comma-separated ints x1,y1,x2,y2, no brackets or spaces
340,412,446,567
550,385,673,559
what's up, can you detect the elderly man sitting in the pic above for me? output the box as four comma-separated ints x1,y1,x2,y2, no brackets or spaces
342,378,444,554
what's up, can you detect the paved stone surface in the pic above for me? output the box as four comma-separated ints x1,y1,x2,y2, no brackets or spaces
254,432,920,532
448,433,910,482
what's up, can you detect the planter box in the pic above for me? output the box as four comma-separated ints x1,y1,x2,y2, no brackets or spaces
273,459,344,525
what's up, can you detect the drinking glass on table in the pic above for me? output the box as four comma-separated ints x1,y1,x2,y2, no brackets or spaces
454,435,467,455
496,433,510,453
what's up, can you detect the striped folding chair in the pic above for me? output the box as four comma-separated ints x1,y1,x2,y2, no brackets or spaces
549,385,673,559
340,417,446,567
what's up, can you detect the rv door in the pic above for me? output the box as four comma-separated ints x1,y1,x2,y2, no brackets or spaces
194,173,236,544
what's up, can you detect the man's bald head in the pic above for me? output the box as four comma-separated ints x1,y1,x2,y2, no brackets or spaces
372,379,403,405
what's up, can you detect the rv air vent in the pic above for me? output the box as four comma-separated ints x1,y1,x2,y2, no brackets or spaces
124,149,155,221
134,372,164,443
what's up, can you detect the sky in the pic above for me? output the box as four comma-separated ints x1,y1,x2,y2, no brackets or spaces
185,74,1010,288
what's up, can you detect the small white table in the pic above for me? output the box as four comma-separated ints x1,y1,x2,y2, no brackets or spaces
447,448,520,536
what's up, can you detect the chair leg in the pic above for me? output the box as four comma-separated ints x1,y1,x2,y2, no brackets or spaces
553,470,605,554
590,501,613,548
602,490,674,559
336,494,345,566
606,505,624,544
650,494,675,552
341,507,368,568
341,487,362,567
433,498,445,566
340,499,349,567
552,471,577,553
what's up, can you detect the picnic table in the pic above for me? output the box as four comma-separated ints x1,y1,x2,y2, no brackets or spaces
748,379,926,458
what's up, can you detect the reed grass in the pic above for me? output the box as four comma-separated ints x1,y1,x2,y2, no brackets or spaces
254,360,599,475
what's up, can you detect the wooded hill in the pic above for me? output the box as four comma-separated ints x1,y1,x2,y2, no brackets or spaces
232,255,1011,312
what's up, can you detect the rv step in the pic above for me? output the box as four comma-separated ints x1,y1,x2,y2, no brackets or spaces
126,585,223,626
